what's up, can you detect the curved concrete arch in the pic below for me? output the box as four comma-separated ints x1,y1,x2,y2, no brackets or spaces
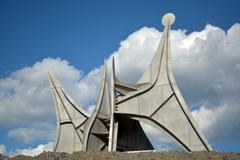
116,113,196,151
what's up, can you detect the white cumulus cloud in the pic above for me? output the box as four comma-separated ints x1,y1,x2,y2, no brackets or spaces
7,123,55,144
12,142,53,156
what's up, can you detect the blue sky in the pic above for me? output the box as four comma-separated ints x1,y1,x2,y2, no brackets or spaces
0,0,240,156
1,0,239,75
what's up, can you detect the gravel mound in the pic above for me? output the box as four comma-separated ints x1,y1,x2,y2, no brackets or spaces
1,151,240,160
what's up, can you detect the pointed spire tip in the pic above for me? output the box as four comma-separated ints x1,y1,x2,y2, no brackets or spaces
48,71,53,77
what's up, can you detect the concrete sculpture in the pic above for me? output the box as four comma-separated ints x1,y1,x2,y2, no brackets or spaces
49,13,212,153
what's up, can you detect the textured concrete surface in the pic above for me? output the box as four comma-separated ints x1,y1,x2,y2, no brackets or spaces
1,152,240,160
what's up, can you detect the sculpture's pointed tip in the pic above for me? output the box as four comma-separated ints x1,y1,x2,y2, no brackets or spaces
112,56,115,67
103,62,108,73
112,56,115,62
48,72,57,82
48,71,53,78
48,72,55,89
48,72,54,83
104,58,108,65
48,72,62,88
162,13,175,26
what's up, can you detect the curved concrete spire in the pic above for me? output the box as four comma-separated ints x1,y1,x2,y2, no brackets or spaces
48,73,89,153
82,64,111,151
113,13,212,151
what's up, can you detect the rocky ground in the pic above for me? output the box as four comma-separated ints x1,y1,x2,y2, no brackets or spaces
1,151,240,160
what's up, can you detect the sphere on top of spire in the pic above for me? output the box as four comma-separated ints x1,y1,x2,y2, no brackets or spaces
162,13,175,26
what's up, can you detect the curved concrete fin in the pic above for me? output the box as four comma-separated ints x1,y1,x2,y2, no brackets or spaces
82,64,111,151
48,73,89,153
108,57,119,151
114,13,212,151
